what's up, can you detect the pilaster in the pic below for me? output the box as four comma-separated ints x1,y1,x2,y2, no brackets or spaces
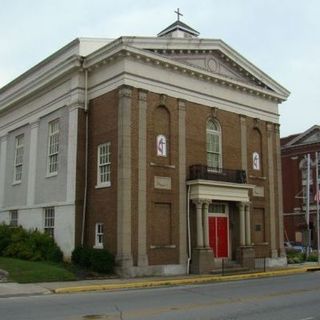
267,123,278,258
27,120,40,206
178,99,187,264
66,106,79,203
0,134,8,208
117,85,133,269
240,115,248,172
137,89,148,267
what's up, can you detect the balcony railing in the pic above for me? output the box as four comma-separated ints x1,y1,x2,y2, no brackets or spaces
189,165,247,184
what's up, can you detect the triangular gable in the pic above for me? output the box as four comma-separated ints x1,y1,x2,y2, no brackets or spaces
120,37,289,98
285,125,320,147
160,51,264,88
83,36,290,101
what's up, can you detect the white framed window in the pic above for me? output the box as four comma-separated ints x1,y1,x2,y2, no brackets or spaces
47,119,60,175
209,203,226,214
95,223,104,248
14,134,24,183
207,119,222,170
97,143,111,187
44,207,55,238
9,210,18,227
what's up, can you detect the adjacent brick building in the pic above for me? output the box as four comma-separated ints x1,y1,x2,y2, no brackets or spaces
0,19,290,276
281,126,320,247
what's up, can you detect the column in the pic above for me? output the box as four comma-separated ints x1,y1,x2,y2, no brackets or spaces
178,99,187,264
245,203,251,246
66,106,79,203
137,89,148,267
203,201,210,248
117,85,133,268
240,115,248,172
239,202,246,246
267,123,277,257
194,200,204,247
275,124,285,256
27,120,39,206
0,134,8,208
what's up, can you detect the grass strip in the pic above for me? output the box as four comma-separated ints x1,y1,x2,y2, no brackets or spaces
0,257,76,283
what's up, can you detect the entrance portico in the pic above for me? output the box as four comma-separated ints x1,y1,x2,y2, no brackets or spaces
188,177,254,273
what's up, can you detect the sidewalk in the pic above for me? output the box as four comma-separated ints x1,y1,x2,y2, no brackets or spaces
1,263,319,298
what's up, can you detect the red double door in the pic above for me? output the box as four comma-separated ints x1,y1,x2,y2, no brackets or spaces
208,216,228,258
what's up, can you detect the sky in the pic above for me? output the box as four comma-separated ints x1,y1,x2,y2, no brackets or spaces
0,0,319,137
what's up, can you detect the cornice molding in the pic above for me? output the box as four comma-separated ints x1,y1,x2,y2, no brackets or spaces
84,44,288,104
85,36,289,98
0,55,83,113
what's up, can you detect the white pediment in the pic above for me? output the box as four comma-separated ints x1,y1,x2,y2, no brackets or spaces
302,132,320,144
83,37,290,100
285,125,320,147
164,52,257,86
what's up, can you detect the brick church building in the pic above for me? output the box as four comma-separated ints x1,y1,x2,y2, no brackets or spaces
0,18,290,276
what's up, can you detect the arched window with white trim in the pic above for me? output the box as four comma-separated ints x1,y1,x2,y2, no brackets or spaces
206,119,222,170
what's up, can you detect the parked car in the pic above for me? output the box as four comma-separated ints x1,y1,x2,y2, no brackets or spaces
284,241,307,253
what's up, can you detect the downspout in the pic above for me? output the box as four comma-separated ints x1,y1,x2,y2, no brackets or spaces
81,64,89,246
186,185,192,274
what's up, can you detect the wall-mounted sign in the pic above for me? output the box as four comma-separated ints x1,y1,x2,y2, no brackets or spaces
157,134,167,157
253,152,260,170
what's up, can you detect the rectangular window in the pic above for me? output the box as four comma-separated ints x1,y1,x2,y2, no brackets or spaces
14,134,24,183
95,223,104,248
209,203,226,214
97,143,111,187
44,207,55,238
47,119,59,175
9,210,18,227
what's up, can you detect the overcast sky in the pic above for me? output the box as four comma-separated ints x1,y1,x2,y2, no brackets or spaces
0,0,318,137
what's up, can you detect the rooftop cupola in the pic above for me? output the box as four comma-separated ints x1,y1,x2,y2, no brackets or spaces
157,9,200,38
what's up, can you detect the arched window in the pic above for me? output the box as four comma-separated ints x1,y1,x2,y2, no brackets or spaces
251,128,263,175
154,105,170,163
207,119,221,169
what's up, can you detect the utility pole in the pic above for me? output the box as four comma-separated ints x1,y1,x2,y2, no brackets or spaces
315,151,320,264
306,154,311,257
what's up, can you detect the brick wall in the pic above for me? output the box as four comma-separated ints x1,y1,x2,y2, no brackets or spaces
82,86,282,265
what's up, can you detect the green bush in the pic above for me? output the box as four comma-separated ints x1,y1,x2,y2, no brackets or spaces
306,252,318,262
71,246,92,268
286,251,305,264
0,224,13,254
0,224,63,262
90,249,115,274
72,246,115,274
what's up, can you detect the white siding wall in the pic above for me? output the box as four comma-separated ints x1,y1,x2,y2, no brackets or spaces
0,77,80,259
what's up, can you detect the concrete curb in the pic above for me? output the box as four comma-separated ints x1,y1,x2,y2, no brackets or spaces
53,266,320,294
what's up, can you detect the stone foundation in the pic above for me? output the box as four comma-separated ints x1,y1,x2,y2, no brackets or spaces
237,246,255,270
190,248,215,274
115,264,186,278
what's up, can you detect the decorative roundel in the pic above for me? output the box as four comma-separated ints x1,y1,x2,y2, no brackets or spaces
206,57,219,73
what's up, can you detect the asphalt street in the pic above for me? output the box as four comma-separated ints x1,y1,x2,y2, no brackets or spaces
1,272,320,320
